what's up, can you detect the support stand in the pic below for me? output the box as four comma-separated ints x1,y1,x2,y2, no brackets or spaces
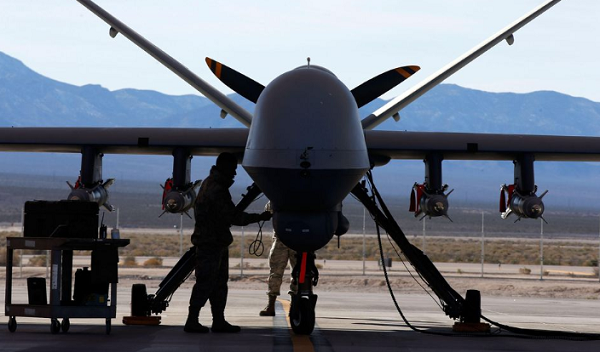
352,176,487,328
124,183,263,323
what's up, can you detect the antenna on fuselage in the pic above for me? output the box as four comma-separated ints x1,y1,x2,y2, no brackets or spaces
307,57,311,68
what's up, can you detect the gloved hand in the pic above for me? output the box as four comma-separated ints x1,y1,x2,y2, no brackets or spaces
259,211,272,221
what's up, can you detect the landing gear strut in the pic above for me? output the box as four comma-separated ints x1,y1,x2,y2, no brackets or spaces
289,251,319,335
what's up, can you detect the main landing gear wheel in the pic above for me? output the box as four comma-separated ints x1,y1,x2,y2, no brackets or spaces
50,319,60,334
290,297,315,335
8,316,16,332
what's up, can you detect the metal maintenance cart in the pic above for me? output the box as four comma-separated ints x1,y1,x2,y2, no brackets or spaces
5,237,129,334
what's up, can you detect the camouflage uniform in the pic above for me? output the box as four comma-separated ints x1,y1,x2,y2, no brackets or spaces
186,156,270,333
259,232,297,316
267,233,297,296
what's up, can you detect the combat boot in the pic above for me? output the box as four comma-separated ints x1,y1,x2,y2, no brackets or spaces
184,306,209,333
259,295,277,316
211,318,241,333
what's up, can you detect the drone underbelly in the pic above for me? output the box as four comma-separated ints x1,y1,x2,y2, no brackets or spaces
244,144,369,206
245,165,365,211
245,162,365,251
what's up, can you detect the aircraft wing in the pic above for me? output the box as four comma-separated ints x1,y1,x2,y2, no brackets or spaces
366,130,600,163
4,127,598,162
0,127,248,156
76,0,253,127
361,0,561,130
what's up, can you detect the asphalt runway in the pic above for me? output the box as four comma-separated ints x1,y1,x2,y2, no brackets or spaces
2,283,600,352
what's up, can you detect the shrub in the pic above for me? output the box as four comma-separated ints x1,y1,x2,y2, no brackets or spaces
143,257,163,267
121,256,138,267
519,267,531,275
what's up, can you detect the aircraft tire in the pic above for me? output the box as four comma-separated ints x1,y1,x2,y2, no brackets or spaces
290,297,315,335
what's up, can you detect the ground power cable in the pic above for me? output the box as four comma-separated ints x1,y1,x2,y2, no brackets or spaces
365,171,600,341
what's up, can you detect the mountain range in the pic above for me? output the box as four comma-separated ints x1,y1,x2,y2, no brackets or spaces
3,51,600,133
2,51,600,210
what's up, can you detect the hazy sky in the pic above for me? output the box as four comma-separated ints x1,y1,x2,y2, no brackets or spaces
2,0,599,103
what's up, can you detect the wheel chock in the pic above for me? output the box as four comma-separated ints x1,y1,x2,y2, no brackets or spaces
452,322,490,333
123,316,161,326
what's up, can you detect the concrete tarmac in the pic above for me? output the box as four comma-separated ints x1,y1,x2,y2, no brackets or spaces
2,283,600,352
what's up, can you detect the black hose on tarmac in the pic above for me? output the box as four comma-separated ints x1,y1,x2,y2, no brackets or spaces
366,171,600,341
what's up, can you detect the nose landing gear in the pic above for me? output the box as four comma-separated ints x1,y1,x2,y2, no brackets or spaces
289,251,319,334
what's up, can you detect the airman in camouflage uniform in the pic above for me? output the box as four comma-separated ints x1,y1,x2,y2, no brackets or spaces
185,152,272,333
259,231,297,316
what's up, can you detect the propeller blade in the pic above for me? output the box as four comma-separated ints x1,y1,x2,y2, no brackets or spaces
206,58,265,103
351,66,420,108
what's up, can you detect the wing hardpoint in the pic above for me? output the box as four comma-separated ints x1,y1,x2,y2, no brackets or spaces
0,128,248,156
